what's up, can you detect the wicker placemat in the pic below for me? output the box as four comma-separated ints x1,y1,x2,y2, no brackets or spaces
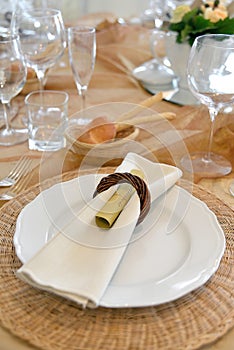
0,168,233,350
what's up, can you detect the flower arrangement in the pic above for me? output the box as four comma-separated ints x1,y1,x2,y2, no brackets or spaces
169,0,234,46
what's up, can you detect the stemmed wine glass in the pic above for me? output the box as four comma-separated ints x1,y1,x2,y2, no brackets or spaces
67,26,96,124
181,34,234,177
141,0,169,29
11,8,66,90
0,33,27,146
0,6,20,125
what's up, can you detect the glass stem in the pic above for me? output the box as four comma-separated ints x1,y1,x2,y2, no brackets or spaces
207,106,218,161
36,69,46,90
81,92,86,111
2,102,11,132
80,87,87,119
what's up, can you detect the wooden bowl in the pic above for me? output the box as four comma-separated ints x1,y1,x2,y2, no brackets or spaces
65,123,140,166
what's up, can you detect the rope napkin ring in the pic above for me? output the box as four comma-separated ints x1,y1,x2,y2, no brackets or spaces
93,172,151,225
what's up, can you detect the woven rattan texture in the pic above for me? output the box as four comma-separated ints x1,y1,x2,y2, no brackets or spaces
0,168,233,350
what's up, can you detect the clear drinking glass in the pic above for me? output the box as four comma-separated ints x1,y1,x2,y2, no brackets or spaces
25,90,69,151
12,8,66,90
181,34,234,177
0,33,28,146
68,26,96,124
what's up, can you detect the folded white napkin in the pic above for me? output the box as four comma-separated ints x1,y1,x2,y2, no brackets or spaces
17,153,182,308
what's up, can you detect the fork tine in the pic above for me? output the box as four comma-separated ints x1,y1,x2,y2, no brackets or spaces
8,156,30,182
0,156,34,187
13,158,33,182
7,156,27,178
13,164,33,195
0,164,33,201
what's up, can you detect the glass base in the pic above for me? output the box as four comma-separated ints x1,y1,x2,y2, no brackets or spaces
165,87,199,106
132,59,178,91
180,152,232,178
28,139,65,152
68,118,91,126
229,181,234,197
0,128,28,146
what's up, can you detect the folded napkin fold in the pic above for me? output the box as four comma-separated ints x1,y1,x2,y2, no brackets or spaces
17,153,182,308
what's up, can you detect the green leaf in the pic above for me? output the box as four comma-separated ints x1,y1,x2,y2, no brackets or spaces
214,18,234,34
168,6,234,46
182,8,200,23
180,24,193,42
192,16,216,33
169,21,185,32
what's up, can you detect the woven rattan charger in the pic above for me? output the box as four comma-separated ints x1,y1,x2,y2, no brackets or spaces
0,168,233,350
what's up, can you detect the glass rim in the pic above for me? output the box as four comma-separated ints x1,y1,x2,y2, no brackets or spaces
67,26,96,34
194,34,234,48
25,90,69,107
15,8,62,18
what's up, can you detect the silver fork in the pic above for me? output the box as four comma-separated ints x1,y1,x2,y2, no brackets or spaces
0,156,32,187
0,171,33,200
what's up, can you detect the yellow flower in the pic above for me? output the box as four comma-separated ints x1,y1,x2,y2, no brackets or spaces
200,0,228,23
169,0,234,45
201,1,228,23
170,5,191,23
203,7,228,23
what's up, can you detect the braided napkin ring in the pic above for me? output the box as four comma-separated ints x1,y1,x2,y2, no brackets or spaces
93,172,151,225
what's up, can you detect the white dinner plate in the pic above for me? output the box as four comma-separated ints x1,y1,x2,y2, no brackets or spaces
14,174,225,308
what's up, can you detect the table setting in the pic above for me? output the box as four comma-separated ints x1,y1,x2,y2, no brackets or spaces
0,1,234,350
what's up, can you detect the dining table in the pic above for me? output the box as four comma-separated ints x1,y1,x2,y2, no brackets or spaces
0,13,233,350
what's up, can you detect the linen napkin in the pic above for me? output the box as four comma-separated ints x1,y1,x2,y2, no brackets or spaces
16,153,182,308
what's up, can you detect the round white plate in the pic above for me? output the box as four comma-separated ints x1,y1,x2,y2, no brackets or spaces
14,174,225,308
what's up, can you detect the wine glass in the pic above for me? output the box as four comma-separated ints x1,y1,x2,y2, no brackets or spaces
141,0,169,29
67,26,96,124
0,6,20,124
0,33,28,146
11,8,66,90
181,34,234,177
